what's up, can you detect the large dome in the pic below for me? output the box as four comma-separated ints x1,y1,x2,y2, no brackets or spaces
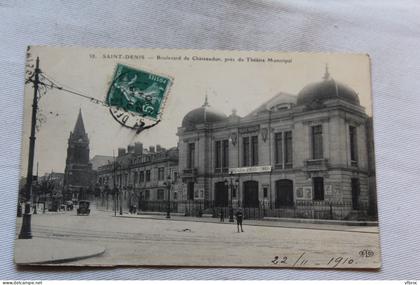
297,67,360,107
182,97,227,129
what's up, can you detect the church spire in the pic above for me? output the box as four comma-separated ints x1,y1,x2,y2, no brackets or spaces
73,108,86,137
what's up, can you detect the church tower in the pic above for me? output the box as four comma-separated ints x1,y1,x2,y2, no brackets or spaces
63,109,93,200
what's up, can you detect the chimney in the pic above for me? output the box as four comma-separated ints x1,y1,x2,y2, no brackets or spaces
134,142,143,154
127,144,135,153
149,146,155,153
118,148,126,157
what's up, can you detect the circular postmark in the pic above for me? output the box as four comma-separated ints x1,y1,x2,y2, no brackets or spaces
106,64,173,134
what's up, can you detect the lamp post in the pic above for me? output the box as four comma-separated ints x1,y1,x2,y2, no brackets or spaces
113,186,118,217
119,187,123,215
164,175,172,219
112,155,121,217
224,172,239,223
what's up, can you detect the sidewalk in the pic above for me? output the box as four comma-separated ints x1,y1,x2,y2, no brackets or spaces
116,212,379,234
14,237,105,265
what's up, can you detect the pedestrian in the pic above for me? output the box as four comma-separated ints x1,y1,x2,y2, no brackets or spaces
235,209,244,232
220,209,224,222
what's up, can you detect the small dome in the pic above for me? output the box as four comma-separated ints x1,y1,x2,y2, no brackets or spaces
182,96,227,129
297,66,360,107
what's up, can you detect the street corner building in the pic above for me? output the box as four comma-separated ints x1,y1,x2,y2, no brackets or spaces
95,143,179,213
177,67,377,221
96,67,377,221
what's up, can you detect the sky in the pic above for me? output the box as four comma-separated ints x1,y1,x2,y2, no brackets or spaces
19,47,372,176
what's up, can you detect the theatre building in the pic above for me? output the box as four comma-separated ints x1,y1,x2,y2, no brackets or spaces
177,68,375,220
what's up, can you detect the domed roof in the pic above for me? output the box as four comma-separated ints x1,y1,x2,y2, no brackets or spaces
182,96,228,129
247,92,297,116
297,66,360,107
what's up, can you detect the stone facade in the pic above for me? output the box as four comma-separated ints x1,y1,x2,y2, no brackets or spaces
96,143,179,211
94,68,377,220
177,69,375,220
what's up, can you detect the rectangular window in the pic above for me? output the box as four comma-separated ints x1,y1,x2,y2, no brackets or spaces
275,132,283,165
133,172,138,185
251,136,259,166
173,172,178,182
139,171,144,182
145,170,151,182
157,189,164,200
313,177,324,201
117,174,122,187
145,190,150,200
222,140,229,168
173,192,178,200
187,182,194,200
158,167,165,181
243,137,250,166
284,131,293,168
349,126,358,163
215,140,229,170
263,187,268,198
187,143,195,169
215,141,221,169
312,125,323,159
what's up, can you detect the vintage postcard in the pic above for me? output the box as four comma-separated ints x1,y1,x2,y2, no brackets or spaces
15,46,380,268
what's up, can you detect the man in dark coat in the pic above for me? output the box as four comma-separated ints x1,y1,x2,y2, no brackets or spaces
235,209,244,232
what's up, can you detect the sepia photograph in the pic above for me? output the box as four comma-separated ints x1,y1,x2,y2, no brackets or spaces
15,46,380,268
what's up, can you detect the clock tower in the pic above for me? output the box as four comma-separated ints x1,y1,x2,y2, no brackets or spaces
63,109,93,200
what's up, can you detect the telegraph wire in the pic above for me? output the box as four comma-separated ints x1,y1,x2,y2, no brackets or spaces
26,69,161,134
38,73,107,106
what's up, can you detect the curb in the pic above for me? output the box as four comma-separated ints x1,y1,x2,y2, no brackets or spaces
262,217,379,227
18,248,106,265
14,238,106,265
117,214,378,234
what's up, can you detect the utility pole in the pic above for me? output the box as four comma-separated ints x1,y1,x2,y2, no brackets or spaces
19,57,40,239
113,150,117,217
33,162,39,215
166,175,171,219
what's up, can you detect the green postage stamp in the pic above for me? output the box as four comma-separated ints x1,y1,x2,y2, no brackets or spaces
106,64,173,126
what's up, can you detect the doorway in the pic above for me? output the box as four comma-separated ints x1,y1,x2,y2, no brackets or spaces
243,180,259,208
275,179,294,207
351,178,360,210
214,182,228,207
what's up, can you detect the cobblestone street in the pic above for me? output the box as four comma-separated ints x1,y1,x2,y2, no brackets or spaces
15,205,381,268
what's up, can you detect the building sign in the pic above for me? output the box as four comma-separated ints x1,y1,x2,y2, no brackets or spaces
238,125,260,134
303,186,312,199
297,186,312,200
229,165,272,174
325,184,333,196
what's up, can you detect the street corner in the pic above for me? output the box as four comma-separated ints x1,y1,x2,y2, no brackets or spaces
14,237,105,265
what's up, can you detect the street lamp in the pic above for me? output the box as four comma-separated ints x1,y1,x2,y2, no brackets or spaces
112,157,120,217
164,175,173,219
224,172,239,223
119,187,123,215
113,186,118,217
